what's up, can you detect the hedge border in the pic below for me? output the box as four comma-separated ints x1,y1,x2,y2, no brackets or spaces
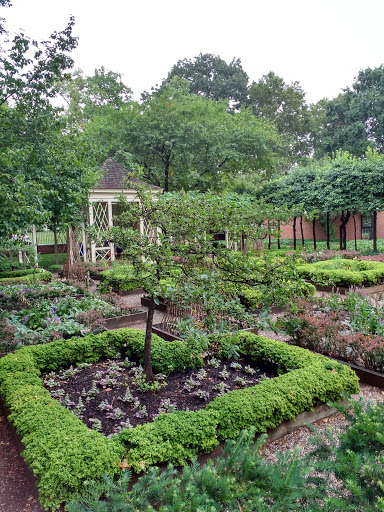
0,329,359,509
297,259,384,287
0,270,52,284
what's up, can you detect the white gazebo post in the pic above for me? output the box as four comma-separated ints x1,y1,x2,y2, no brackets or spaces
108,200,115,262
81,222,87,264
31,225,38,265
89,203,96,263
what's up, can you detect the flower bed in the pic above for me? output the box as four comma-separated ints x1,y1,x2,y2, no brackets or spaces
0,280,83,310
0,291,140,355
297,259,384,287
0,328,358,509
279,291,384,373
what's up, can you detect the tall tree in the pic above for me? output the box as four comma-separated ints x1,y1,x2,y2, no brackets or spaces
0,4,99,240
318,66,384,157
156,53,249,110
59,66,132,124
87,78,280,192
248,71,314,168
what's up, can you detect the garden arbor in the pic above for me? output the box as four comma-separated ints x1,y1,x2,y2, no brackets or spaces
86,158,162,263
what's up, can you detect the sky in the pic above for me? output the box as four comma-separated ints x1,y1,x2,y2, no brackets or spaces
2,0,384,104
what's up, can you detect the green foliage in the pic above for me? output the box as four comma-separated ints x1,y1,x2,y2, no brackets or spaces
116,409,220,472
87,78,279,192
297,258,384,287
98,263,150,293
318,65,384,157
248,71,315,168
0,269,52,283
308,399,384,511
158,52,249,111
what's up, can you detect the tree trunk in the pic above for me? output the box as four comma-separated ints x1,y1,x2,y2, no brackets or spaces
373,211,377,252
326,212,330,250
268,235,271,250
339,211,351,251
353,215,357,251
54,224,58,265
293,217,297,250
312,218,317,251
144,296,155,382
277,221,281,250
300,216,305,247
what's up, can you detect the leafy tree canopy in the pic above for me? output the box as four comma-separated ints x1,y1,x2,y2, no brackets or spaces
86,78,280,192
248,71,315,168
318,65,384,158
156,53,249,111
0,4,99,239
59,66,132,124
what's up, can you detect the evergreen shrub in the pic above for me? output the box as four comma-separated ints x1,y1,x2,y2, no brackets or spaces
0,268,52,283
297,259,384,287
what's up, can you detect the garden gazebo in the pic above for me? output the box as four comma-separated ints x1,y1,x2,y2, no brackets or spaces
86,158,162,264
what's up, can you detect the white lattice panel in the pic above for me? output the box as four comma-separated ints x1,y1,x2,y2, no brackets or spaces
143,218,158,244
95,247,112,264
92,202,109,236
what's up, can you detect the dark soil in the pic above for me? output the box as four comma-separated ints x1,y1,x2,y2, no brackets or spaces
42,355,277,437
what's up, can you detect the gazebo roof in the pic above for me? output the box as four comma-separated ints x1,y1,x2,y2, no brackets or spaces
96,158,162,191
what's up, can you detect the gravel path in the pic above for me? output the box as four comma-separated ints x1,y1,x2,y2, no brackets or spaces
0,292,383,512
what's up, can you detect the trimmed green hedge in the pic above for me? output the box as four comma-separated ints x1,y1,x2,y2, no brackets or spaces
0,268,52,283
0,329,359,509
297,259,384,287
99,264,149,292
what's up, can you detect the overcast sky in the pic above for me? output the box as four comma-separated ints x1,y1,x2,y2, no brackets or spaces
2,0,384,104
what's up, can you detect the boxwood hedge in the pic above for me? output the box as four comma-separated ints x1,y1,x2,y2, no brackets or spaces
297,259,384,287
0,268,52,283
0,329,359,509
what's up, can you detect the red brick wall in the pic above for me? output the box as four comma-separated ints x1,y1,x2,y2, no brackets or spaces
279,212,384,241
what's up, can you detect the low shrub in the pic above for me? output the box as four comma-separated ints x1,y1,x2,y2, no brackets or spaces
0,269,52,284
0,329,358,509
297,259,384,287
287,249,362,264
238,281,315,309
99,263,149,293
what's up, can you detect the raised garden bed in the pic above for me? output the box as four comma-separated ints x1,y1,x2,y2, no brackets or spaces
104,311,147,329
0,328,359,509
141,295,167,312
152,323,258,342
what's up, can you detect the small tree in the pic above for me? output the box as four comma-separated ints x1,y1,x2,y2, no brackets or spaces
110,186,233,381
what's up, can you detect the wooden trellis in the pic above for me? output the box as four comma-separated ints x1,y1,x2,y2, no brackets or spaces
160,299,248,336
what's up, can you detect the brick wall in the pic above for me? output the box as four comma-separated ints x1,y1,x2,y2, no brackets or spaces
279,212,384,241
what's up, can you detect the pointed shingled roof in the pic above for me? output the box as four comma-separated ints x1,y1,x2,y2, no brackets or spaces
96,158,162,191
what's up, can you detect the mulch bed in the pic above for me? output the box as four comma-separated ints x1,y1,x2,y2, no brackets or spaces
42,355,277,437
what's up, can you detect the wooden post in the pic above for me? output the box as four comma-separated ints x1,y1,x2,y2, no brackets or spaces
312,218,317,251
326,212,330,250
